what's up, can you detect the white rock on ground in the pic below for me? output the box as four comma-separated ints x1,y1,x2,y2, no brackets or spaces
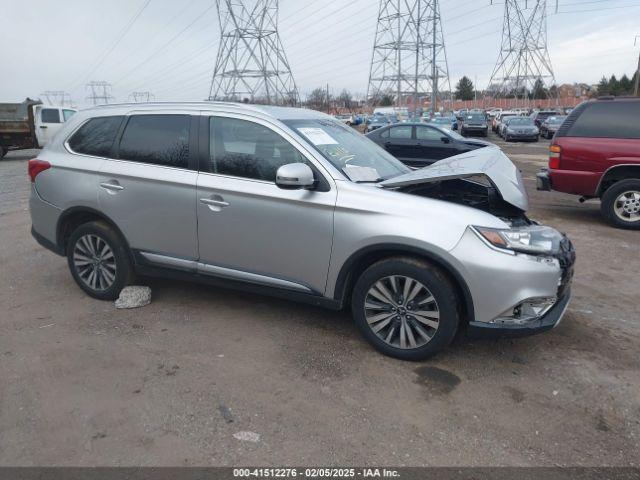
233,431,261,443
115,286,152,309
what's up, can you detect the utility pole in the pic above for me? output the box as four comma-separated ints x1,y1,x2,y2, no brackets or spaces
208,0,298,106
367,0,451,112
487,0,558,106
85,81,115,106
634,36,640,97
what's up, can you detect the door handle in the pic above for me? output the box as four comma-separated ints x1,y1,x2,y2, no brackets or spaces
100,181,124,192
39,125,48,129
200,197,229,207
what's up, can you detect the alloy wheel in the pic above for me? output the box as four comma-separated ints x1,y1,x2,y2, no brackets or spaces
364,275,440,350
614,190,640,223
72,234,117,291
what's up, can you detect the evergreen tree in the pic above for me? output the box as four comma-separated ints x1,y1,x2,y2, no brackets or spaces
455,76,475,101
532,78,548,99
597,76,610,96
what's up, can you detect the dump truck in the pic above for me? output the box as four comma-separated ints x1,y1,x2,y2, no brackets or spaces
0,98,77,158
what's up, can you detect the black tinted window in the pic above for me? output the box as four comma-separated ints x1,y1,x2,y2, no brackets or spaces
41,108,60,123
119,115,190,168
68,116,123,157
210,117,307,181
568,102,640,139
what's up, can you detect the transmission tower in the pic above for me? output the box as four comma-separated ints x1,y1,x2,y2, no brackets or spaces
487,0,557,105
40,91,74,107
367,0,451,113
208,0,298,105
85,81,115,106
129,91,156,103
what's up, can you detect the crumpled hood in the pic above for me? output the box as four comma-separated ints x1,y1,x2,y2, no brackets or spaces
380,146,529,211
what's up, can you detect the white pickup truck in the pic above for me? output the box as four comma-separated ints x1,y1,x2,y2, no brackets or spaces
0,98,77,158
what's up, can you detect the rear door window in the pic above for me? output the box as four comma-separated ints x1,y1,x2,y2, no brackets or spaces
68,116,124,157
568,102,640,139
41,108,61,123
118,115,190,168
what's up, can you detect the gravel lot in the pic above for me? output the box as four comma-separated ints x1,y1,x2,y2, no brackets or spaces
1,135,638,467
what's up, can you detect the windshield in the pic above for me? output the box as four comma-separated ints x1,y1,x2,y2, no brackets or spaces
284,119,410,182
508,117,534,126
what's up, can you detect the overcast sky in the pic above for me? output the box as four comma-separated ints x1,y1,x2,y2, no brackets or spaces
1,0,639,106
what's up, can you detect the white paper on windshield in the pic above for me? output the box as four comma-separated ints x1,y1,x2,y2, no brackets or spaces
343,166,380,183
298,127,339,146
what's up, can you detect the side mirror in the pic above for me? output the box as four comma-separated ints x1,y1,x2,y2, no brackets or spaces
441,136,450,144
276,163,315,190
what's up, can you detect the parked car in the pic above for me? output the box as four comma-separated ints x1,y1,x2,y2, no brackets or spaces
366,122,492,168
501,116,539,142
539,115,567,139
29,102,574,360
492,111,518,133
460,113,488,137
537,97,640,229
429,115,458,131
0,98,77,158
365,114,391,133
532,110,561,128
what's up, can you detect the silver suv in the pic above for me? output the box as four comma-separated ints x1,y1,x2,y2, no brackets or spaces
29,102,575,360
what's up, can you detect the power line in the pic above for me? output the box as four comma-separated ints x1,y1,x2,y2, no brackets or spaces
68,0,152,93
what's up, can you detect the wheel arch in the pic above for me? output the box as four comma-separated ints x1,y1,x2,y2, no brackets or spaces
597,164,640,196
333,244,475,325
56,206,132,258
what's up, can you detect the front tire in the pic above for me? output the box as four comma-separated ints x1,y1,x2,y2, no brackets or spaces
600,179,640,230
66,221,133,300
351,257,460,361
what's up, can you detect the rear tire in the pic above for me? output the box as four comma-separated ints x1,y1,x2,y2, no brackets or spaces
66,221,134,300
600,179,640,230
351,257,460,361
0,145,5,159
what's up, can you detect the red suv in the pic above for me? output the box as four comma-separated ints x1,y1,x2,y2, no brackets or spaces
537,97,640,229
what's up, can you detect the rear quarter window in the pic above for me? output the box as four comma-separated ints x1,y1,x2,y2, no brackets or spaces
68,116,124,157
566,101,640,139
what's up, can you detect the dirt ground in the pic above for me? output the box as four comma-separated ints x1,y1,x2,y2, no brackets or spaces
1,134,638,467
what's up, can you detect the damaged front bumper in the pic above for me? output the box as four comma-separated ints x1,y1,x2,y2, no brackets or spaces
449,226,575,338
467,289,571,338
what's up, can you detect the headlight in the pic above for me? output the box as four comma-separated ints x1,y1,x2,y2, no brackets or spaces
473,225,564,255
506,128,514,134
533,127,539,134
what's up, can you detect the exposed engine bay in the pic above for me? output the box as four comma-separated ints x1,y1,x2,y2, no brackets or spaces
399,176,532,227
